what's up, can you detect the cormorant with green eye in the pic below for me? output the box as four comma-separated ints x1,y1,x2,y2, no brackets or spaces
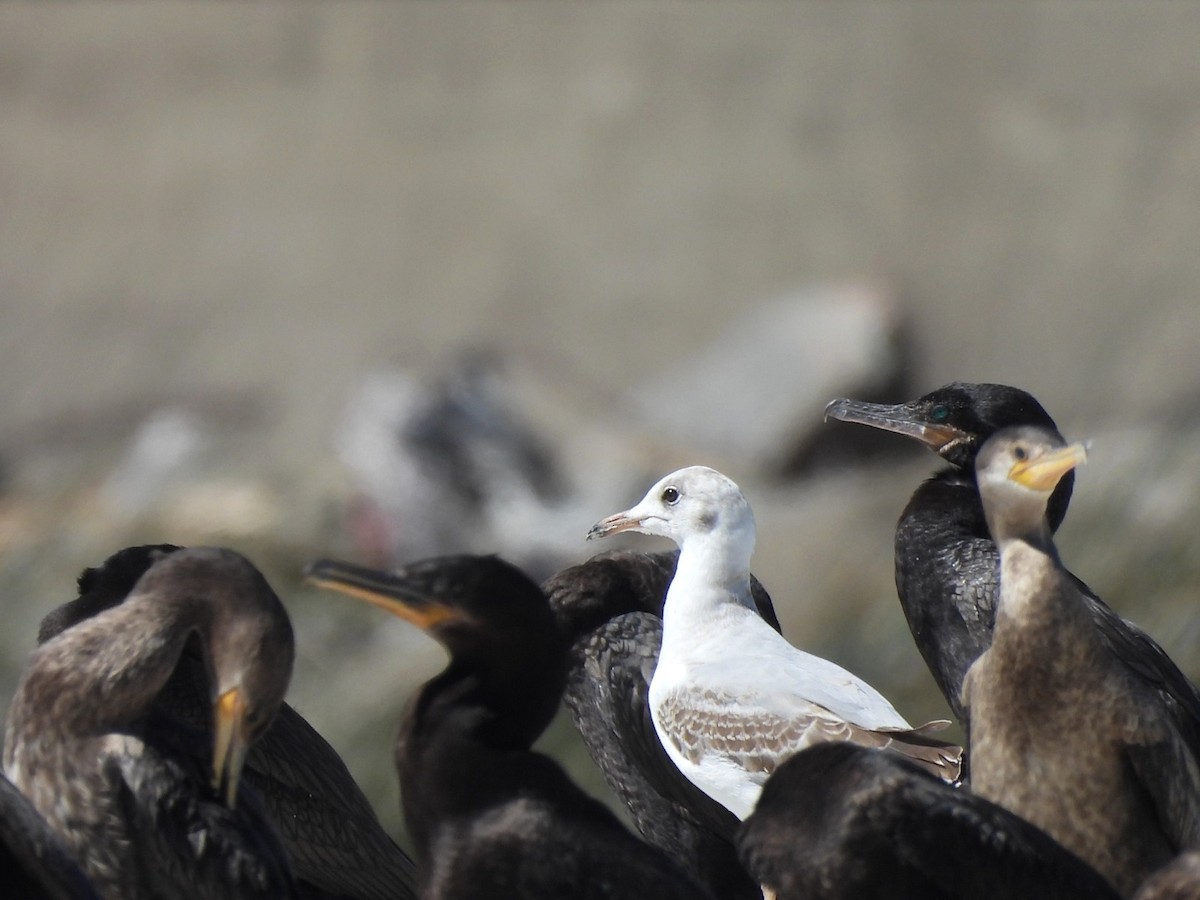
35,544,419,900
963,426,1200,896
824,383,1200,749
544,549,779,900
307,553,717,900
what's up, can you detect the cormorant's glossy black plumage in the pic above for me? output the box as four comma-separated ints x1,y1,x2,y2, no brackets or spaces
0,770,98,899
543,549,780,900
5,547,297,899
736,742,1122,900
824,383,1200,750
36,545,418,900
306,553,717,900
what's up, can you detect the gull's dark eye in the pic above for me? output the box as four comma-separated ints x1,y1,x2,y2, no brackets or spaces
930,405,950,423
661,486,680,505
1013,446,1028,461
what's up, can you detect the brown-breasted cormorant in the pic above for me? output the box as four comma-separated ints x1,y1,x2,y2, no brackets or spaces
4,547,298,899
963,426,1200,896
35,544,419,900
0,770,98,899
588,466,961,821
736,741,1123,900
543,548,779,900
824,383,1200,746
305,553,717,900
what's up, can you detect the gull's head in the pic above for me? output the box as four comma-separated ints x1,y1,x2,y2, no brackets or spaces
975,425,1088,543
587,466,755,553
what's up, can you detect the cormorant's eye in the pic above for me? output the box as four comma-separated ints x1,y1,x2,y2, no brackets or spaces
1013,446,1028,461
930,405,950,422
661,486,680,505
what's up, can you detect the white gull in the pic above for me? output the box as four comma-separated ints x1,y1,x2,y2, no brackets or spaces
588,465,961,820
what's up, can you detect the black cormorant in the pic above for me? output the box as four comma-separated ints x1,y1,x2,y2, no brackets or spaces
824,383,1200,746
4,547,297,899
35,544,419,900
543,548,778,900
736,741,1123,900
0,770,98,899
306,553,717,900
963,426,1200,896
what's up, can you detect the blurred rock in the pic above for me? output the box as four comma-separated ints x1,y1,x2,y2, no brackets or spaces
631,283,905,476
100,408,207,520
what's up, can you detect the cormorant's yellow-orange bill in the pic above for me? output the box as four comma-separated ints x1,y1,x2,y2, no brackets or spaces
1009,442,1088,491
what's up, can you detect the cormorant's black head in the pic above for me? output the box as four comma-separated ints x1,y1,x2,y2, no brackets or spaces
37,544,184,644
307,554,557,657
306,554,566,747
825,382,1061,470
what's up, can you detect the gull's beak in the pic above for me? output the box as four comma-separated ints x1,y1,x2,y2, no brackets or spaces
586,510,643,541
1010,442,1089,491
212,687,249,809
305,559,461,631
824,398,970,451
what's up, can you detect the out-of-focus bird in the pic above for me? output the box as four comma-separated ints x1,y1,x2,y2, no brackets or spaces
964,426,1200,897
589,465,961,821
306,553,717,900
4,547,297,899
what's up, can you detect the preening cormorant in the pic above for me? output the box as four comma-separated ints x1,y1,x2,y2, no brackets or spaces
543,548,778,900
4,547,297,899
736,742,1122,900
306,553,716,900
824,383,1200,746
36,545,419,900
963,427,1200,897
588,465,961,821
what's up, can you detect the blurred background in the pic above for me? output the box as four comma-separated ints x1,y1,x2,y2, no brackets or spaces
4,2,1200,847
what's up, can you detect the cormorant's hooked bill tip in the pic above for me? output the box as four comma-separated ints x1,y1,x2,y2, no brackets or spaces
305,558,461,630
1009,441,1088,491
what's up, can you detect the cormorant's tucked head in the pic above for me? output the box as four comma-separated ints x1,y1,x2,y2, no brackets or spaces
586,465,755,563
975,426,1087,545
543,549,676,642
130,547,295,808
37,543,184,644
